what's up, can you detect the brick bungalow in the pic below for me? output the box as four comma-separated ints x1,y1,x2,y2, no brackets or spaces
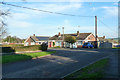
24,34,49,46
48,31,96,48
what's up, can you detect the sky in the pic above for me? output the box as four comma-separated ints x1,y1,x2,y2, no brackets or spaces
1,1,119,39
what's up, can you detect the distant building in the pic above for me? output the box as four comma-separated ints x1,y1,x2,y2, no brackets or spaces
24,34,49,46
98,36,118,48
48,31,96,48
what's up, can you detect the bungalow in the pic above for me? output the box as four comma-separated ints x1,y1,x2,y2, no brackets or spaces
24,34,49,46
48,31,96,48
98,36,118,48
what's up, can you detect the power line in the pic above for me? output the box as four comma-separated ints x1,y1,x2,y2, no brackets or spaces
97,17,118,35
0,2,94,17
1,2,117,38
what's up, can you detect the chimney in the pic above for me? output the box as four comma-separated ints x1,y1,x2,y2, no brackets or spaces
58,32,61,37
33,34,35,36
103,36,105,39
77,31,79,36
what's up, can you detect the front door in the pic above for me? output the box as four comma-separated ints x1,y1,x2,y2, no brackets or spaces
49,42,52,48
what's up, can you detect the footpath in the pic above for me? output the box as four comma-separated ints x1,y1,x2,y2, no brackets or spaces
104,50,119,79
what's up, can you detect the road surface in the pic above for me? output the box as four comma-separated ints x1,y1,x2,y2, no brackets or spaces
2,48,118,78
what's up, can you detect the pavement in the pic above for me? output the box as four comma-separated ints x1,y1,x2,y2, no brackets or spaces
103,49,119,79
2,48,119,78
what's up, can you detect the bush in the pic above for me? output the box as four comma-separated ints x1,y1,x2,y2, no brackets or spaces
2,45,42,53
13,45,42,52
1,47,15,53
54,46,61,48
2,44,24,47
41,43,48,51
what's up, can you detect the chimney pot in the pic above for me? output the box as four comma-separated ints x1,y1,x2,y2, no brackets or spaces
103,36,105,39
77,31,79,36
33,34,35,36
58,32,61,37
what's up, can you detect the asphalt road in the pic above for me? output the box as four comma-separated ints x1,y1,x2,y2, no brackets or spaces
2,48,118,78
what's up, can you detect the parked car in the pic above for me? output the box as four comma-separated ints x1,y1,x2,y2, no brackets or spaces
82,42,94,48
115,45,120,47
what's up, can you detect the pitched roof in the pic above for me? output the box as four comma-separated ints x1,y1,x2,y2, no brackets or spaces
76,33,91,40
49,33,92,40
30,36,49,41
98,37,105,41
98,37,118,44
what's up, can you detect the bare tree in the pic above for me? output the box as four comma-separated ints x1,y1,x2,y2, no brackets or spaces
0,9,10,42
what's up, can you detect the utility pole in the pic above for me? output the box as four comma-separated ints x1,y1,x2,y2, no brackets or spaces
95,16,97,48
78,26,80,31
62,27,64,48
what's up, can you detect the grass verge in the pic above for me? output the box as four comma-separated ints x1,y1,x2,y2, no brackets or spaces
2,51,56,64
112,47,120,49
64,58,109,79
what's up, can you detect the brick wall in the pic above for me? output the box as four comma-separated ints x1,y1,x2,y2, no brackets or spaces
87,34,96,41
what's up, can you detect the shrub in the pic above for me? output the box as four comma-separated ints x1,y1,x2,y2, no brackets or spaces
14,45,42,52
54,46,61,48
2,44,24,47
2,45,42,53
41,43,48,51
1,47,15,53
53,42,55,46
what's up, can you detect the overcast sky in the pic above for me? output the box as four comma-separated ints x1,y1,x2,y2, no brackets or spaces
1,2,118,39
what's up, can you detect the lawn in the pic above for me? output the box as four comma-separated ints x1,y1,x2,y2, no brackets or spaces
64,58,109,79
112,47,120,49
2,51,56,64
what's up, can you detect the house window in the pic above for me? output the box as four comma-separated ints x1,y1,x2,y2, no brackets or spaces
39,42,41,44
77,41,83,45
25,42,29,46
56,42,58,46
31,42,35,45
58,41,61,47
88,37,92,40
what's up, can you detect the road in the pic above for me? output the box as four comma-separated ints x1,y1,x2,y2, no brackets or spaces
2,48,118,78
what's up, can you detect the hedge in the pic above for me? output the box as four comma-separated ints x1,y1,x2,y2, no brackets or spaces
13,45,42,52
1,47,15,53
2,44,24,47
2,45,42,53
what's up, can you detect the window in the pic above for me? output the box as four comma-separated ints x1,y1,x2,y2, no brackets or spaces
31,42,35,45
78,41,83,45
39,42,41,44
25,42,29,46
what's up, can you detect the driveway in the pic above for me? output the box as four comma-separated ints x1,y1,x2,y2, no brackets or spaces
2,48,118,78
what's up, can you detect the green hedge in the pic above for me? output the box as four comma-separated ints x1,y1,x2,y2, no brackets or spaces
1,47,15,53
2,45,42,53
54,46,61,48
2,44,24,47
13,45,42,52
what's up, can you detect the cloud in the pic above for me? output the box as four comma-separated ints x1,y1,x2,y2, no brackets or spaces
3,0,120,2
101,6,118,16
41,3,82,12
98,26,118,38
11,12,30,20
20,3,82,16
7,3,82,20
113,2,118,5
8,20,33,28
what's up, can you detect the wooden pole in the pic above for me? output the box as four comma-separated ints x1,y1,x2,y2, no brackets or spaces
95,16,98,48
62,27,64,48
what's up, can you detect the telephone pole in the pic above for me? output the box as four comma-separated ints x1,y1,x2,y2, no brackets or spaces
95,16,98,48
78,26,80,31
62,27,64,48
